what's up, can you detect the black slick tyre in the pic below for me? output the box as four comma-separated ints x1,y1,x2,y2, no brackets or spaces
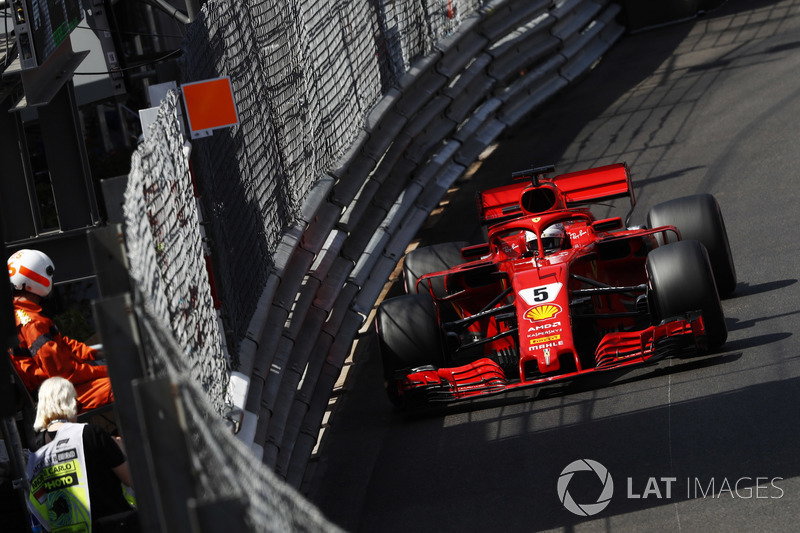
646,240,727,351
646,194,736,297
403,241,468,296
376,294,443,405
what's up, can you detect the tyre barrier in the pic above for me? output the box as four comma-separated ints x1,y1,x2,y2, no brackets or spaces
232,0,626,489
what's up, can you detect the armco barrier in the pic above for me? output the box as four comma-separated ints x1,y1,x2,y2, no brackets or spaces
230,0,626,488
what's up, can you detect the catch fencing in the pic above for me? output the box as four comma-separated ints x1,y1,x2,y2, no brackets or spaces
119,0,624,529
178,0,486,365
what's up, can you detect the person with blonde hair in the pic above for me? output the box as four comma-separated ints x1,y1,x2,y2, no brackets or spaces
26,377,138,532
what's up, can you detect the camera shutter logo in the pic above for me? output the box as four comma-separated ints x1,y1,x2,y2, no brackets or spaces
557,459,614,516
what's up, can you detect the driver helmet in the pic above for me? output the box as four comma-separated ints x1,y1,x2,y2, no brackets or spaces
7,249,55,297
525,223,566,255
541,223,566,254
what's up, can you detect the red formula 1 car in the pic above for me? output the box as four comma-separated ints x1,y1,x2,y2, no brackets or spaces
376,163,736,407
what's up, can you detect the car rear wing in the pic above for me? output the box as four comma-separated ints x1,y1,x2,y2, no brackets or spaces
478,163,636,227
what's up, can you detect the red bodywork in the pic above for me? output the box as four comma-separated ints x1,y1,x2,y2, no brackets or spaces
392,163,708,404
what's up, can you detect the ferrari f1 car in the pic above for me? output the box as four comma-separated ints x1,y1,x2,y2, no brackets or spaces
376,163,736,407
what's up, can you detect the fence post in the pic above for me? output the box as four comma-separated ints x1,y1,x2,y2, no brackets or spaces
0,416,31,532
89,225,161,532
1,199,36,531
133,377,196,533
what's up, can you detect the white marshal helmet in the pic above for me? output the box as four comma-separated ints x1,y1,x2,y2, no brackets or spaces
7,249,55,297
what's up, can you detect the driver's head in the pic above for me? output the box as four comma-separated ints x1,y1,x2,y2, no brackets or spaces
527,224,566,255
541,223,566,254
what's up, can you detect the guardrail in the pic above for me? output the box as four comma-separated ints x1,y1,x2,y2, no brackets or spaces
231,0,626,489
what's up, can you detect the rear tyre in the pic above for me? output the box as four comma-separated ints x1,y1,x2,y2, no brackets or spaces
403,241,468,296
646,194,736,297
376,294,443,405
646,240,727,351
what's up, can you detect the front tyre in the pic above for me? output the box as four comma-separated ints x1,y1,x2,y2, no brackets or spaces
403,241,468,296
376,294,443,405
646,240,727,351
646,194,736,297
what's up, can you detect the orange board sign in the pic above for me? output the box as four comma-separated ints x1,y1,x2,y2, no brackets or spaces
181,77,239,137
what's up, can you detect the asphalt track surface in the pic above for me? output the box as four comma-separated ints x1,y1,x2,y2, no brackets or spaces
309,1,800,531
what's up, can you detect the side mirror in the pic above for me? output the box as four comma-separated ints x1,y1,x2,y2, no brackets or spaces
591,217,623,232
460,243,490,260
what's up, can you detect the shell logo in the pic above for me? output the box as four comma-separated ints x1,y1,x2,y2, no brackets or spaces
525,304,562,322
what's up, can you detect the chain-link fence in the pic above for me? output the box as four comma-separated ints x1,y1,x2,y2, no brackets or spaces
179,0,485,363
130,292,340,532
124,90,229,415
